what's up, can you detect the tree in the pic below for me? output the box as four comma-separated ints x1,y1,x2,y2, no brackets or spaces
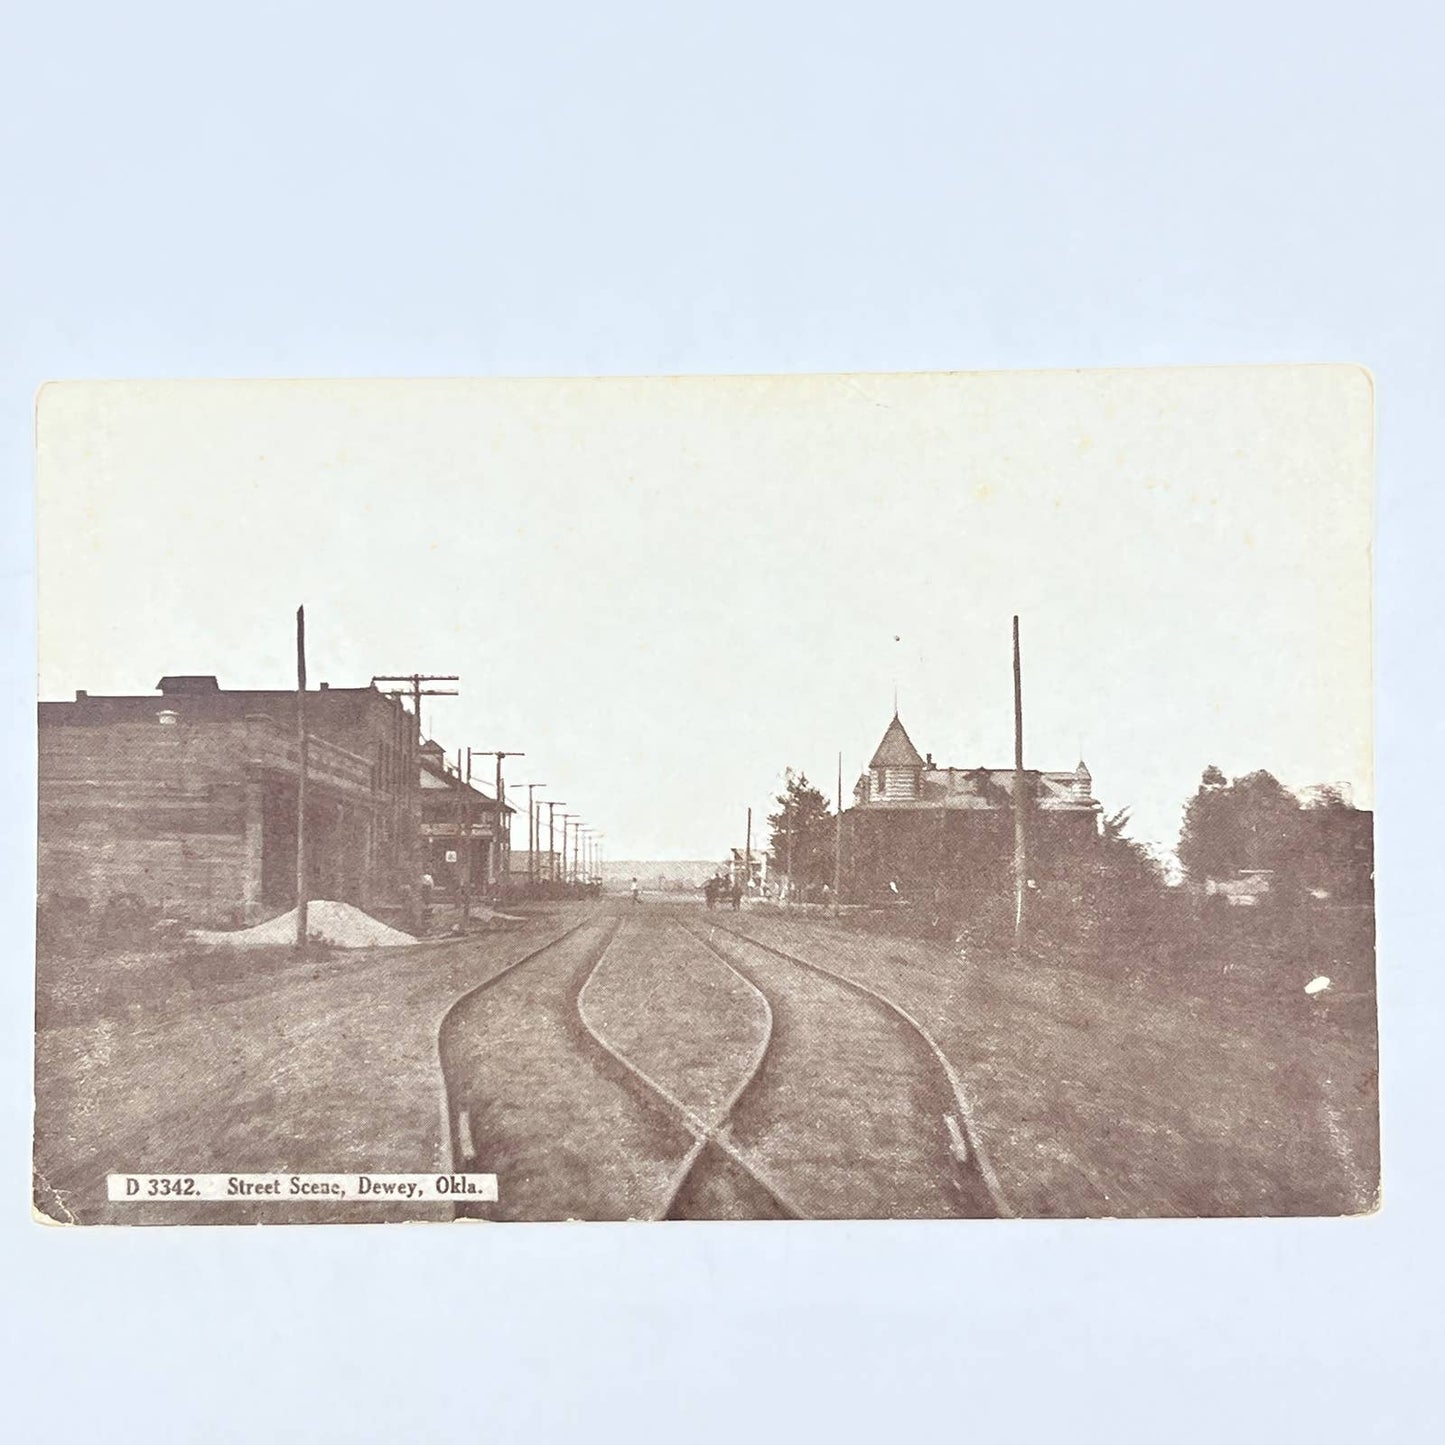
1296,786,1374,903
767,769,834,899
1098,808,1166,891
1178,767,1307,886
1087,807,1174,956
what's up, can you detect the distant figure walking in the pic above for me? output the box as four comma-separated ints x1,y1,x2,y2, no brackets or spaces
630,877,641,905
729,881,742,911
703,877,718,910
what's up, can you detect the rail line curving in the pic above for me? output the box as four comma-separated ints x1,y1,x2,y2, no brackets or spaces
437,905,1008,1220
575,916,807,1220
681,916,1013,1219
436,912,608,1176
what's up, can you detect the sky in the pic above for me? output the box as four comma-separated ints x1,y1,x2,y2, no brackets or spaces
36,366,1372,862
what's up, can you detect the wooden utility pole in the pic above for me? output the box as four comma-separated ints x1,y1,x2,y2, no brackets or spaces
370,673,459,923
470,750,523,895
1013,615,1029,954
547,801,564,883
370,674,459,747
744,807,752,895
458,749,473,924
834,750,844,915
525,784,547,886
496,754,509,891
295,606,309,951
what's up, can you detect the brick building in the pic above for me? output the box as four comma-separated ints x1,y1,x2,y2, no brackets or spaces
38,675,419,924
843,711,1102,903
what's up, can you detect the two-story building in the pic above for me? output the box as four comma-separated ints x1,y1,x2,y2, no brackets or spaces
845,711,1102,902
38,675,420,924
416,740,512,896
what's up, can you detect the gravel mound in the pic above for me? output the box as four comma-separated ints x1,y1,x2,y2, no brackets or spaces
193,900,418,949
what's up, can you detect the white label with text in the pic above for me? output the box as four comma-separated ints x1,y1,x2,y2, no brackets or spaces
106,1173,497,1202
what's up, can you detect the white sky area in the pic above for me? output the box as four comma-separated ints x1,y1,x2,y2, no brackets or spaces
36,368,1372,862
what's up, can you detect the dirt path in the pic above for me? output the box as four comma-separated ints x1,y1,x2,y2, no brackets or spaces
578,915,770,1125
443,916,699,1220
33,906,598,1225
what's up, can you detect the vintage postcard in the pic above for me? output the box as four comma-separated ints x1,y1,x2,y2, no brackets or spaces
32,367,1376,1224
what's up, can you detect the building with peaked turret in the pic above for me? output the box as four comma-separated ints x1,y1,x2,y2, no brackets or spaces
864,713,929,800
841,710,1102,906
855,711,1098,816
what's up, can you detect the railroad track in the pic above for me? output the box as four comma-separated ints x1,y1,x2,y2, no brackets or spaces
576,917,806,1219
440,911,798,1220
676,916,1011,1219
436,911,603,1186
438,907,1008,1220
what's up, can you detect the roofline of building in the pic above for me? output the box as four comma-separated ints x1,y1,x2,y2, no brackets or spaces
418,755,514,811
41,683,391,705
848,797,1101,812
856,765,1089,782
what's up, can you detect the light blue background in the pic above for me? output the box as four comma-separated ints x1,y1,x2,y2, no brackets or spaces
3,3,1438,1439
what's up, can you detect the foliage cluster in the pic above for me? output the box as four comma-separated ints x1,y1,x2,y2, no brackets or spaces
767,769,835,898
762,759,1372,977
1179,768,1369,900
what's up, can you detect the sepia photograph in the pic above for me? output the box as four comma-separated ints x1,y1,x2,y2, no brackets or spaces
33,365,1376,1225
12,0,1445,1438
